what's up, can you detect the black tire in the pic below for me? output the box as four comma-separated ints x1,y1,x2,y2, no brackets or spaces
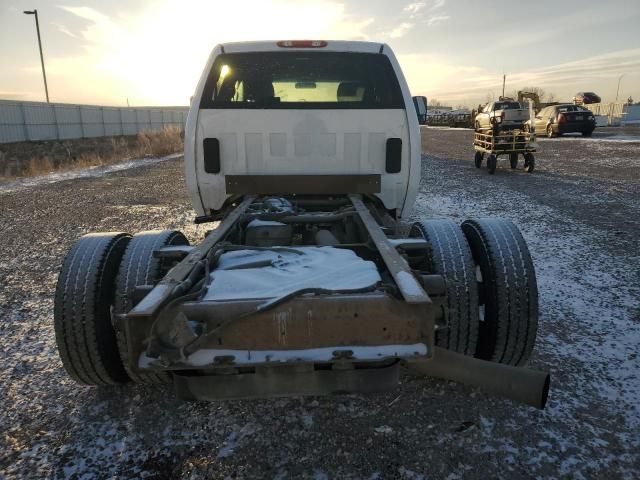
474,151,483,168
546,125,555,138
582,130,593,137
524,153,535,173
487,154,497,174
461,219,538,366
54,232,132,385
410,220,478,356
509,153,518,169
114,230,189,383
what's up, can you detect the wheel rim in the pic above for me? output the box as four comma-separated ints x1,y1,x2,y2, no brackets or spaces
547,126,553,138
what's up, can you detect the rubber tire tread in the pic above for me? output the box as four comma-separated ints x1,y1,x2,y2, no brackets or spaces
510,153,518,169
410,220,479,356
487,155,497,174
53,232,131,385
461,218,538,366
474,152,483,168
524,153,535,173
114,230,189,384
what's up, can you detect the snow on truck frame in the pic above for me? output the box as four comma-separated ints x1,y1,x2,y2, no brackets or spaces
54,40,550,408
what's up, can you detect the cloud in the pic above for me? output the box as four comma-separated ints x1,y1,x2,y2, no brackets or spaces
47,0,376,105
0,90,30,100
387,22,414,39
404,2,426,14
402,0,449,26
400,48,640,105
52,22,78,39
59,6,110,24
426,15,449,26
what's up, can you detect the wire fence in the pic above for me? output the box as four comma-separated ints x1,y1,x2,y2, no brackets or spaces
0,100,189,144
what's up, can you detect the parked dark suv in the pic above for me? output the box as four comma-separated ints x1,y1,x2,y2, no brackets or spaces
573,92,601,105
524,104,596,137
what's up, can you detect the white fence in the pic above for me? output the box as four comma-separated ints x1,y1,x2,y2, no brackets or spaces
0,100,189,143
581,103,640,126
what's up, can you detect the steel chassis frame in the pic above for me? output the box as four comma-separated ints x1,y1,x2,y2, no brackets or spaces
118,194,443,399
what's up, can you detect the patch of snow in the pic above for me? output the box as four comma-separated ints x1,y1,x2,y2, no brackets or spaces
398,466,426,479
263,197,294,213
313,470,329,480
395,271,425,297
424,126,473,131
413,170,640,431
540,133,640,143
203,247,381,301
217,423,259,459
302,414,314,429
374,425,393,434
0,153,182,195
144,343,428,367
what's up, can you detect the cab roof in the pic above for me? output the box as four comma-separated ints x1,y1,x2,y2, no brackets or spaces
220,40,386,54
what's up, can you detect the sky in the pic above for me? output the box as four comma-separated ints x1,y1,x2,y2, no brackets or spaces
1,0,639,107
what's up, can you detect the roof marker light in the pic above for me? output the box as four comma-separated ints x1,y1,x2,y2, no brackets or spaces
277,40,328,48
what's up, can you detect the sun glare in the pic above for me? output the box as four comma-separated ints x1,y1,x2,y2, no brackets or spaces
49,0,373,105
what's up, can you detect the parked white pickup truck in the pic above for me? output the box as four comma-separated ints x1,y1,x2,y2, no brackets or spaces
475,100,529,131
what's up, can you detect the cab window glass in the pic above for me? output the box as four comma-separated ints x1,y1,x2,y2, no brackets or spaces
201,52,404,109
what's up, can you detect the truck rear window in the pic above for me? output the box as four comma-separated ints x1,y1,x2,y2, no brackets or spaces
200,52,404,109
494,102,522,110
557,105,589,113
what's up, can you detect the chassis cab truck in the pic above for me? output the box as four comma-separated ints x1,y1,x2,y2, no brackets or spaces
54,41,549,408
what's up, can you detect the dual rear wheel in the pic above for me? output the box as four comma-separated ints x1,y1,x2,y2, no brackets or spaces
411,218,538,365
54,219,539,385
54,230,189,386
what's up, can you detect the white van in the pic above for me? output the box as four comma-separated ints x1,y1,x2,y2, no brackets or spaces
185,40,420,221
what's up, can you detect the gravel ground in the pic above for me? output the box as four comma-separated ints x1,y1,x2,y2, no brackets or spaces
1,128,639,479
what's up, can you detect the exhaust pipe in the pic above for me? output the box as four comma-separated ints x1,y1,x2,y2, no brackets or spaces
406,347,550,409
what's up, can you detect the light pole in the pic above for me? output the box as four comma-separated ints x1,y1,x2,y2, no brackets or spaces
615,74,625,104
24,9,50,103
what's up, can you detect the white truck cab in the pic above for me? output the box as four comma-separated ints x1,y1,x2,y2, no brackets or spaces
185,40,420,219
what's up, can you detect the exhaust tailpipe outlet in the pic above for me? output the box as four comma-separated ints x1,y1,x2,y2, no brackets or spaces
406,347,550,409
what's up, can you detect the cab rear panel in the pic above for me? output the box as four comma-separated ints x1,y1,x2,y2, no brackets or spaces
185,41,420,219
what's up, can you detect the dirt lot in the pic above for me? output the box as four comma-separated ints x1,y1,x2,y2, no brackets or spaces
1,128,639,479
